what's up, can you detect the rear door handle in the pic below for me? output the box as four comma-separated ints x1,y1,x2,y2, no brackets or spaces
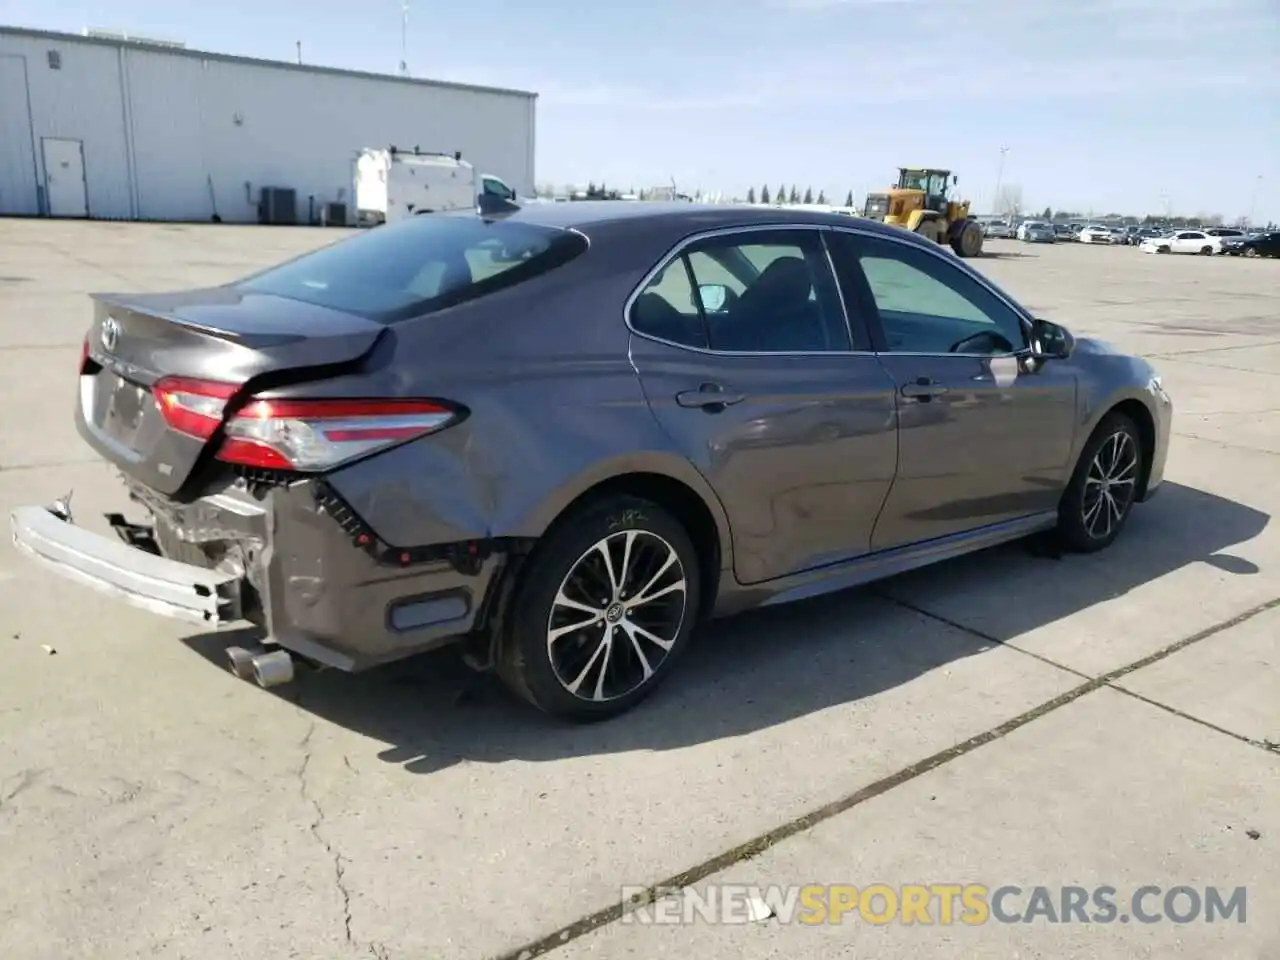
900,377,949,401
676,382,746,409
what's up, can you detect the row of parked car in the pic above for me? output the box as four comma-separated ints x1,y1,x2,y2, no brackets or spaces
981,219,1280,257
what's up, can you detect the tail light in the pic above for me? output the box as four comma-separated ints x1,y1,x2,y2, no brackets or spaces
219,398,456,470
153,377,238,440
152,377,457,472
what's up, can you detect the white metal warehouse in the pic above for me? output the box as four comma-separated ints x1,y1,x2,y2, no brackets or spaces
0,26,537,222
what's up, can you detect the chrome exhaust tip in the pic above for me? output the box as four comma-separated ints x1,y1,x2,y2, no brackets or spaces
250,649,295,688
226,645,265,680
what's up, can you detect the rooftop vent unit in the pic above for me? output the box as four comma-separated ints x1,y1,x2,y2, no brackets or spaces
82,28,187,49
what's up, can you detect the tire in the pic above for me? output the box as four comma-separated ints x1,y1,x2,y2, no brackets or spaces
1200,246,1213,255
496,495,701,721
951,221,983,257
1244,247,1259,258
1055,412,1145,553
1157,246,1170,254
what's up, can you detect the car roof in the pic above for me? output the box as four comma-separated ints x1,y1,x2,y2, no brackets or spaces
474,201,927,241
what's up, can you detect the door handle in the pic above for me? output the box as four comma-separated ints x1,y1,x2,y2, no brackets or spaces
900,377,949,401
676,382,745,410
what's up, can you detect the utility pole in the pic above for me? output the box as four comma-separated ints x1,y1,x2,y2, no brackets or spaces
295,40,302,64
399,0,409,76
993,146,1009,216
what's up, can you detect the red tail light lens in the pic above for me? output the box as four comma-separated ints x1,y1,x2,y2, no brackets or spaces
153,377,239,440
217,398,457,471
151,377,457,471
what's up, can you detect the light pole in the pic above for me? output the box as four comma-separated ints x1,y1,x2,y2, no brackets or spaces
1248,174,1263,227
993,146,1009,216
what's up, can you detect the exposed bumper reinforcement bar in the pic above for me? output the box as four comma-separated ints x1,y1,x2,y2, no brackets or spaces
10,505,242,627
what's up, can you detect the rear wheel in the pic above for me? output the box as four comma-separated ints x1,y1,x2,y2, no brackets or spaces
497,495,701,721
1200,245,1214,255
1244,247,1259,258
1055,413,1145,553
951,220,984,257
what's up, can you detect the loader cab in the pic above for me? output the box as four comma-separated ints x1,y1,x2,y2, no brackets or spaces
897,167,954,214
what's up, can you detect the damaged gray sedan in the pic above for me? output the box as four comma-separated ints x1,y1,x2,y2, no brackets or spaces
11,201,1172,721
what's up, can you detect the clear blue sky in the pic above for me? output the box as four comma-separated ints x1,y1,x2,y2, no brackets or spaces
4,0,1277,220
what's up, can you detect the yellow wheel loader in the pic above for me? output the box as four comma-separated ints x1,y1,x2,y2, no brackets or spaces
862,167,984,258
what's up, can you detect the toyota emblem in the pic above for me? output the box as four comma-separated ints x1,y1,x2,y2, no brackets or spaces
101,316,120,352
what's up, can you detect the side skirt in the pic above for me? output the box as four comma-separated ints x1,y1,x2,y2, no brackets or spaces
727,511,1060,612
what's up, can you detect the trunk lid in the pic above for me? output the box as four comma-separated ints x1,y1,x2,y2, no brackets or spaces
77,289,386,495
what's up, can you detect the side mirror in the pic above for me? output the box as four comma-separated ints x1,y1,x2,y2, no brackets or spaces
1028,318,1074,360
698,283,729,312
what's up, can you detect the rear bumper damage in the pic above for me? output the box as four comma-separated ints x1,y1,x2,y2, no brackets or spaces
11,505,243,625
8,474,515,673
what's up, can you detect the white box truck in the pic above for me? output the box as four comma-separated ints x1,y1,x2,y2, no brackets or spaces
354,147,519,225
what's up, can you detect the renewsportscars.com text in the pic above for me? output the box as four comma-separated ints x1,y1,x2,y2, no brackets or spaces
620,883,1248,926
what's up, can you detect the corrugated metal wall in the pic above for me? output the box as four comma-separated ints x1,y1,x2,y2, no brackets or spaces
0,30,536,222
0,53,40,215
0,40,134,217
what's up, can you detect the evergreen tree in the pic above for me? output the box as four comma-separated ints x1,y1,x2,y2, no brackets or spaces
817,190,827,204
789,186,800,203
761,185,771,204
747,187,756,204
845,190,854,207
778,185,787,205
803,187,813,204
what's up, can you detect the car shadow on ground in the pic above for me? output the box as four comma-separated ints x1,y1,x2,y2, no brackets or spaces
181,482,1267,774
976,249,1039,259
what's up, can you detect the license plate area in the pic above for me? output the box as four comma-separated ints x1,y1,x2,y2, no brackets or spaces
87,369,161,450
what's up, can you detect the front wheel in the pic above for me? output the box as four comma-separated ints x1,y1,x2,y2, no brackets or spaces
497,496,701,721
1055,413,1145,553
1244,247,1259,258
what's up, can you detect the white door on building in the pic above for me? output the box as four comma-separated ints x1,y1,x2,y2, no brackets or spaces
42,138,88,218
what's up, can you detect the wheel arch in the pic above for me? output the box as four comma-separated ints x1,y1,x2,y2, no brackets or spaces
905,208,937,232
517,458,732,619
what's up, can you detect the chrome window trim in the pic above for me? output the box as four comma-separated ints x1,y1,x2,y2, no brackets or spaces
623,221,1035,361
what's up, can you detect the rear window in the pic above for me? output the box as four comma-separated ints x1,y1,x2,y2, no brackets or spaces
236,214,587,322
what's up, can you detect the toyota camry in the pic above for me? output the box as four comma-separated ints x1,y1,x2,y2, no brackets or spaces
11,201,1173,721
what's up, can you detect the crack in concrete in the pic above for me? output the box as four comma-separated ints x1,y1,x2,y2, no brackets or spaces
296,716,357,951
1174,433,1280,457
0,768,43,810
1149,338,1280,359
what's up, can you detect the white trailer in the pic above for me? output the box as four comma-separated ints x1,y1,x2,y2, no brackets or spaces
354,147,518,225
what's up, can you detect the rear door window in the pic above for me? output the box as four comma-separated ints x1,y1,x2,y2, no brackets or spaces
630,229,850,353
236,214,586,323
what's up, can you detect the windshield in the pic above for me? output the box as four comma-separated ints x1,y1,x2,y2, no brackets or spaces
236,215,587,323
898,170,928,190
